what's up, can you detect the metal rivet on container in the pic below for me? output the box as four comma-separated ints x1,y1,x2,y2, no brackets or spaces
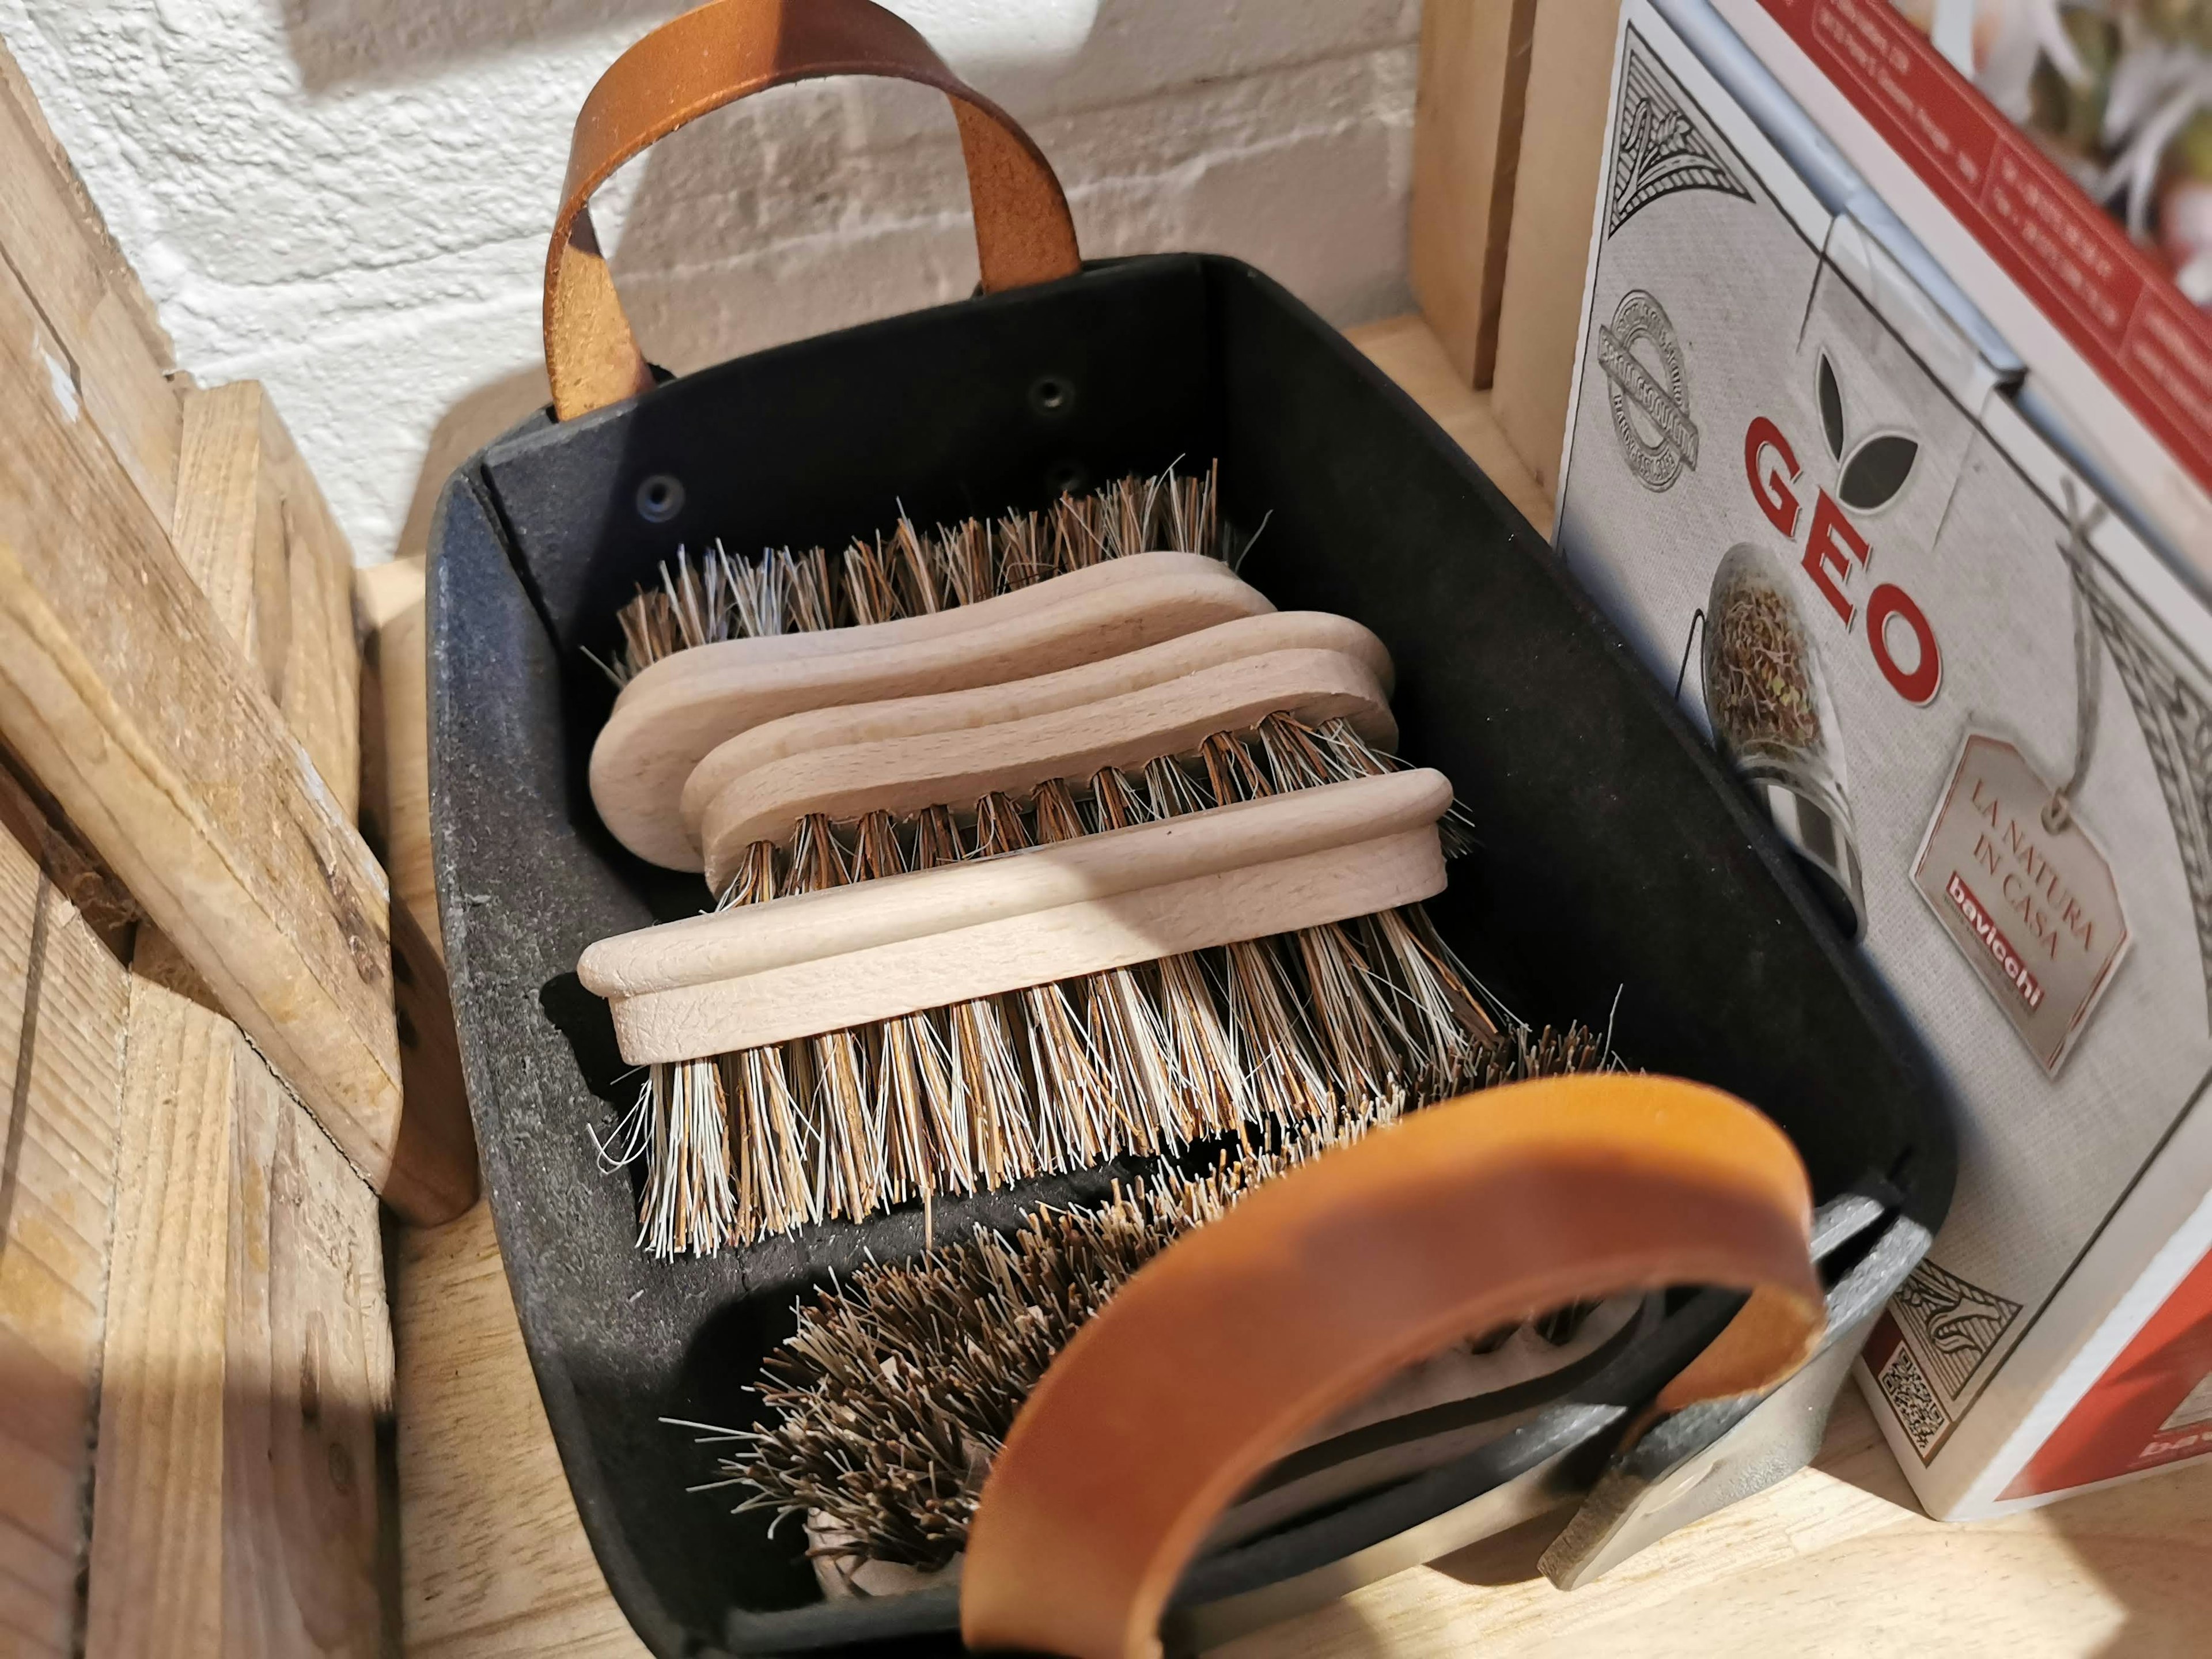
636,474,685,524
1029,374,1075,416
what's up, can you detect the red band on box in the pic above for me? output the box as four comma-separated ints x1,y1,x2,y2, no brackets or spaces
1754,0,2212,496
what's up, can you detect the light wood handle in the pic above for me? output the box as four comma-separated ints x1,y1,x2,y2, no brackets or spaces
579,770,1450,1059
697,647,1396,891
592,560,1274,870
960,1076,1823,1659
677,611,1396,845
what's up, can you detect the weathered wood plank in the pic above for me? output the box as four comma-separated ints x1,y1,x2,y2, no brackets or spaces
173,381,365,820
86,932,397,1658
223,1044,390,1658
0,769,131,1659
173,383,283,683
396,1201,647,1659
83,933,233,1659
0,234,475,1221
0,36,181,531
260,398,363,821
171,391,472,1231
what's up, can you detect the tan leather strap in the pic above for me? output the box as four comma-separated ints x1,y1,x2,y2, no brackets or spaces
546,0,1082,420
960,1075,1823,1659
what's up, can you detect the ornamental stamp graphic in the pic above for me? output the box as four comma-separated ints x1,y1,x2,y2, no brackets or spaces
1891,1257,2025,1403
1608,47,1753,237
1599,289,1697,492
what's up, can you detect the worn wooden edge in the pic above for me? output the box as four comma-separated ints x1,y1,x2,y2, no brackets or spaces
1488,0,1621,503
83,932,233,1658
0,33,181,529
85,928,397,1657
1410,0,1540,388
0,759,133,1659
259,392,365,821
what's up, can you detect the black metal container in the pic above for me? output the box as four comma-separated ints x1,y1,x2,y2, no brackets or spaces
426,252,1953,1657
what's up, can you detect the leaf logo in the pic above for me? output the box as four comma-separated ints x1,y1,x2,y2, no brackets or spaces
1816,351,1918,514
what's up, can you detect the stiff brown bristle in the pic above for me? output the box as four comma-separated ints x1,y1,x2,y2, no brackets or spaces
697,1021,1617,1570
707,1108,1397,1573
595,461,1224,685
606,717,1508,1257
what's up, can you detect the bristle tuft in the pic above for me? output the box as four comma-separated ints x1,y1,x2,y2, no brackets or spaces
714,1103,1399,1571
604,464,1227,681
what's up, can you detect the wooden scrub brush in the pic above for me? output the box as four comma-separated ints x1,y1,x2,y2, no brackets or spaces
687,1024,1615,1586
581,748,1493,1255
677,608,1395,857
592,466,1249,869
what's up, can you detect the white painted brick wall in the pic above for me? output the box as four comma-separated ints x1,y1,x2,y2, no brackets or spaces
0,1,1419,562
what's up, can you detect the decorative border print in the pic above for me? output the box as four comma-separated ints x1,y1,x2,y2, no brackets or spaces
1608,44,1753,239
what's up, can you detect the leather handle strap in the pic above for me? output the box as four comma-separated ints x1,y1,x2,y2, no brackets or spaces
546,0,1082,421
960,1075,1824,1659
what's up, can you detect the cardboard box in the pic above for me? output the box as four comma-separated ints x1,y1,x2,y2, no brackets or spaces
1556,0,2212,1518
1708,0,2212,588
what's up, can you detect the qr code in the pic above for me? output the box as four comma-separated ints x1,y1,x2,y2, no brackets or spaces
1878,1342,1950,1463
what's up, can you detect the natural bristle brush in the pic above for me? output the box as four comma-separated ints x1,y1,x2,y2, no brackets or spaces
591,465,1251,869
601,467,1225,691
581,749,1493,1254
676,609,1395,853
695,644,1397,891
685,1030,1618,1587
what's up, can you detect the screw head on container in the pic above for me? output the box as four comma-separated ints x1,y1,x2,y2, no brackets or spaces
1029,374,1075,417
636,474,685,524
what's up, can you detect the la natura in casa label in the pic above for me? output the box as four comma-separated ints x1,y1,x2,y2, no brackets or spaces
1911,733,2129,1076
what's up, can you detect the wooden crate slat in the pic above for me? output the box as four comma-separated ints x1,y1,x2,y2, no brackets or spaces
0,808,129,1659
0,238,466,1218
357,560,439,956
173,384,281,679
0,1541,75,1657
222,1038,389,1659
353,563,472,1224
0,1320,101,1456
82,933,232,1659
395,1202,649,1658
1410,0,1540,388
87,931,396,1657
0,44,181,532
175,381,366,822
1487,0,1619,505
260,399,363,822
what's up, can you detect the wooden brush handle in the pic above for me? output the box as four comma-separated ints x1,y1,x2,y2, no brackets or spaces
613,552,1238,703
696,647,1396,892
593,558,1274,870
580,769,1450,1060
677,611,1396,845
960,1076,1824,1659
545,0,1078,421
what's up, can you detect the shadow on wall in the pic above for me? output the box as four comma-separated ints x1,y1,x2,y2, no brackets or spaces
368,0,1416,558
279,0,684,89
